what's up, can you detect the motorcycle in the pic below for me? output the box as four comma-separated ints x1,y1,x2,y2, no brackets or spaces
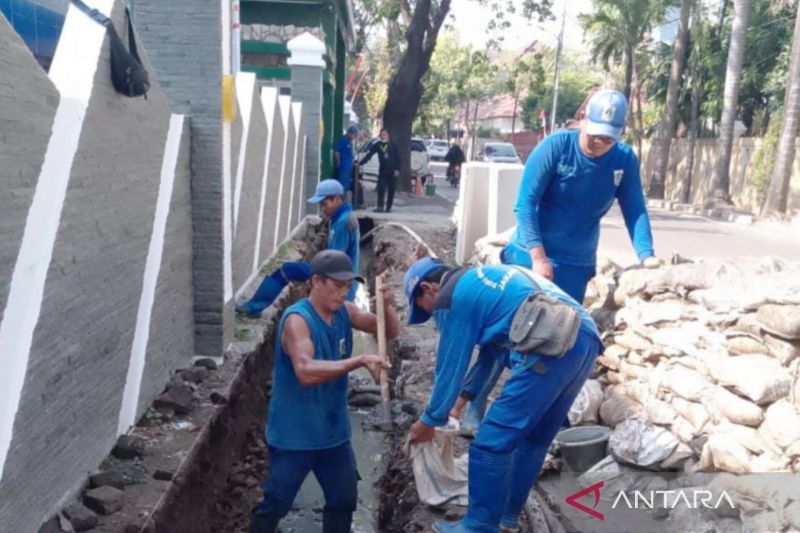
446,164,461,188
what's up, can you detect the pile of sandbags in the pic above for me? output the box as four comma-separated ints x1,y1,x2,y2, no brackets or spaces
584,256,800,476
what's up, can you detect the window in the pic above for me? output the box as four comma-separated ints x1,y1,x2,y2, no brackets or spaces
0,0,68,71
410,140,426,152
485,144,517,157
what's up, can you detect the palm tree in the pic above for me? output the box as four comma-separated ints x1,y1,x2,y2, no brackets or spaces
710,0,751,204
648,0,692,199
763,0,800,216
580,0,669,102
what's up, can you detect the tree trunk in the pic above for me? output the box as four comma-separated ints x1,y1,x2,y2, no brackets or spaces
623,45,634,102
471,101,480,159
710,0,750,205
763,0,800,216
631,56,644,159
684,4,702,205
382,0,451,193
511,89,519,135
648,0,692,199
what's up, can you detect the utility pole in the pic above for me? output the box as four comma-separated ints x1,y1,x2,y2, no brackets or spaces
550,5,567,133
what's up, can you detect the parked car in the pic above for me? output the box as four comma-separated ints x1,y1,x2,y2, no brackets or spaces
426,139,449,161
481,142,521,164
358,137,430,179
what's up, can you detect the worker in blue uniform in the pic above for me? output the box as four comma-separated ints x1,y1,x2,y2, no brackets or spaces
237,179,361,317
251,250,400,533
451,90,658,435
503,89,657,302
404,258,603,533
334,125,359,200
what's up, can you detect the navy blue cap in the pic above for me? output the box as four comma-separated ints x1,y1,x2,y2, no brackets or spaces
308,179,345,204
347,125,359,135
586,89,628,140
404,257,445,325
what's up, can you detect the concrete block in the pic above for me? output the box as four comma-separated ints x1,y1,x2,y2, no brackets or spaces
456,163,493,264
487,164,524,236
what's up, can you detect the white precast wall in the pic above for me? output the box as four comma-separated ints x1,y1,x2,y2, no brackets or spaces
487,165,524,236
455,163,493,264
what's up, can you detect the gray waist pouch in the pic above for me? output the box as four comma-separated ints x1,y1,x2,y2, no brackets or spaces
509,292,581,357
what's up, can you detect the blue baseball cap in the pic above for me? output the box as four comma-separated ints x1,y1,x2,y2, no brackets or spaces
347,125,359,135
586,89,628,140
307,179,345,204
404,257,446,325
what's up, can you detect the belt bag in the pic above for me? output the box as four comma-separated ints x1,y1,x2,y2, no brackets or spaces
509,291,581,357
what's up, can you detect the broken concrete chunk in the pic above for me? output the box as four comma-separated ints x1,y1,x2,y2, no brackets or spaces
83,486,124,515
112,436,145,460
64,503,98,532
154,384,194,415
89,470,126,490
179,367,209,384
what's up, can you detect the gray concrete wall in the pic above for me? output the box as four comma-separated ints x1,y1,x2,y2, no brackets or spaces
276,104,297,246
0,15,59,329
138,122,195,415
233,87,268,291
134,0,228,356
290,65,323,203
259,94,285,266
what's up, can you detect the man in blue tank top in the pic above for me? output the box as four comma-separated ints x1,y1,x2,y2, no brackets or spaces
403,258,603,533
251,250,400,533
237,179,361,317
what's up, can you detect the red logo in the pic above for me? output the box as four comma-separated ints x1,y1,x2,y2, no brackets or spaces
566,481,605,520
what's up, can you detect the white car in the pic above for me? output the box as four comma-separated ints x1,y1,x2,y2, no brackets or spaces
358,137,430,179
427,139,449,161
481,142,521,164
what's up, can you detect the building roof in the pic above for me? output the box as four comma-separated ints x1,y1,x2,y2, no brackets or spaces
459,93,523,122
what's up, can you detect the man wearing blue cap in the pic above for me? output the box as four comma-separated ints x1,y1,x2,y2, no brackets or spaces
403,258,603,533
503,89,657,300
252,249,400,533
450,90,658,435
236,179,361,317
335,125,359,200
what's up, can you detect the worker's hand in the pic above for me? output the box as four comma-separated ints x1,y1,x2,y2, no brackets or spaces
642,256,661,269
408,419,436,444
532,257,554,280
449,397,468,420
371,282,396,311
361,354,391,384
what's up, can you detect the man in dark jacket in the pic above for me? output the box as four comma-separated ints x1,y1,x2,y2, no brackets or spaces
358,128,400,213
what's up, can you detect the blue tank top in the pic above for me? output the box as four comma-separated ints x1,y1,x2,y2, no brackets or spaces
267,298,354,450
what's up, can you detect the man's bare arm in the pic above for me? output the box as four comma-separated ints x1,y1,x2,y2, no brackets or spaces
282,314,377,386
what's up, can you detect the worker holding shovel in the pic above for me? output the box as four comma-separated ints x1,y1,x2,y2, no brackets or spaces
251,250,399,533
404,258,602,533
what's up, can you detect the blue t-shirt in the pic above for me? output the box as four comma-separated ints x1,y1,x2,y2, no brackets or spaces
327,203,360,301
421,265,601,427
508,130,654,267
335,135,355,190
267,299,353,450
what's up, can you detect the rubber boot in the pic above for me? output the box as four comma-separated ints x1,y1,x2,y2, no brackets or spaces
459,446,513,532
322,510,352,533
250,511,280,533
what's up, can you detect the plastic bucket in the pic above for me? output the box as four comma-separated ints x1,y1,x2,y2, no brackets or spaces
554,425,612,473
425,184,436,197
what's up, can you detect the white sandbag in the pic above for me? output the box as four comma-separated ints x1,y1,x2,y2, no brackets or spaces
568,379,604,426
609,418,679,467
670,398,710,433
644,261,723,296
756,304,800,340
784,501,800,530
614,299,687,327
698,433,753,474
709,354,792,405
725,336,769,356
619,360,649,382
658,441,695,470
623,381,651,406
613,329,654,353
750,452,790,473
727,313,764,338
671,415,699,444
599,393,642,428
662,366,712,402
408,425,468,506
715,422,770,455
759,399,800,450
713,387,764,427
763,334,800,366
645,399,678,426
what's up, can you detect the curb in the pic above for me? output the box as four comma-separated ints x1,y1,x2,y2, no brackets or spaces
646,199,755,225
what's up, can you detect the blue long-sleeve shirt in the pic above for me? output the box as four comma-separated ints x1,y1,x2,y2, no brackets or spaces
421,265,601,427
508,130,654,267
335,134,355,190
327,203,360,301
